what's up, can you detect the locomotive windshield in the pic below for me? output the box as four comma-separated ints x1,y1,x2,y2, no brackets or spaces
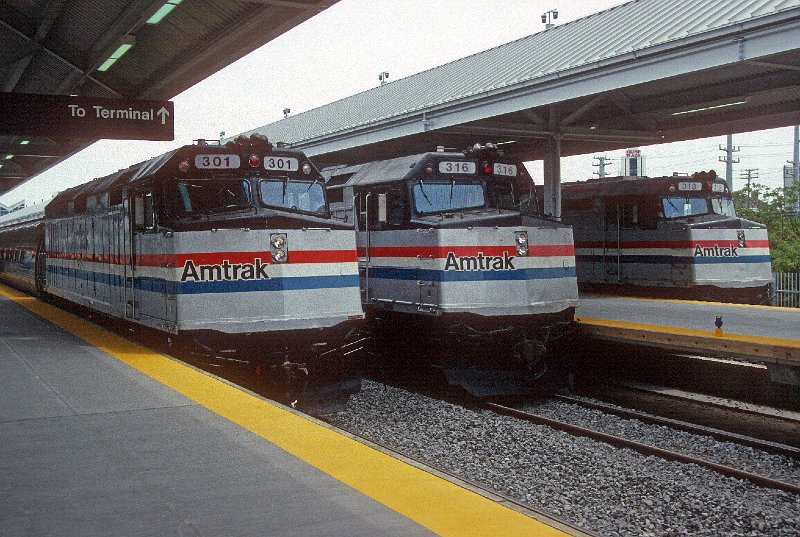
259,178,327,215
661,194,736,219
412,179,485,214
168,178,252,216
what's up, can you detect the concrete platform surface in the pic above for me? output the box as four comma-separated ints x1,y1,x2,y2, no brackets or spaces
0,284,570,537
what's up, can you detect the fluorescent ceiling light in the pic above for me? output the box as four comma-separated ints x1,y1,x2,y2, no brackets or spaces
97,37,135,72
19,140,30,145
147,0,183,24
4,155,14,160
671,100,748,116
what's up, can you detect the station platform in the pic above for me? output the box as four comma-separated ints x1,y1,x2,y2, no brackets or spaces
0,284,573,537
576,295,800,382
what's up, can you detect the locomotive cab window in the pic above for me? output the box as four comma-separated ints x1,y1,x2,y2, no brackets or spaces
133,192,156,231
711,196,736,217
259,177,326,215
165,178,252,218
662,196,709,219
411,179,485,215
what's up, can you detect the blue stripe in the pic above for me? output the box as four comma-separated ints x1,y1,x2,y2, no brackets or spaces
368,266,576,282
576,255,771,265
47,266,360,294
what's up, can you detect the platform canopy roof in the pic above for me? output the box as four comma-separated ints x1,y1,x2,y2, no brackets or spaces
241,0,800,168
0,0,337,197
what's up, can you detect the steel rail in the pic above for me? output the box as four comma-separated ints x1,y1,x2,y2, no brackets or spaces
553,393,800,459
486,402,800,496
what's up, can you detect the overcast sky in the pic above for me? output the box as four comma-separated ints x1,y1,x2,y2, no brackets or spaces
2,0,797,207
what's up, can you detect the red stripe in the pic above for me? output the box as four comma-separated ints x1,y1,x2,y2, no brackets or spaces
358,244,574,258
575,240,770,249
45,250,357,266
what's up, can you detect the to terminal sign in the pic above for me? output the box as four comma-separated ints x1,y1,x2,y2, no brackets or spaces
0,92,174,141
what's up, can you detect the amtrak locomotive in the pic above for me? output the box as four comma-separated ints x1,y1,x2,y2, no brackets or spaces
0,135,365,404
559,171,772,303
323,145,579,394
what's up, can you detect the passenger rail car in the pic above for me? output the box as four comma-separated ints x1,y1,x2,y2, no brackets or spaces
323,145,578,395
0,135,365,402
559,171,772,303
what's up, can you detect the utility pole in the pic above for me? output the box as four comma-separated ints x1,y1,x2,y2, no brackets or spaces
593,156,612,179
741,168,759,210
718,133,740,191
789,125,800,215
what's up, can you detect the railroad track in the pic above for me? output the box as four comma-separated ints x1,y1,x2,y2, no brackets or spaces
486,401,800,496
554,392,800,458
575,378,800,448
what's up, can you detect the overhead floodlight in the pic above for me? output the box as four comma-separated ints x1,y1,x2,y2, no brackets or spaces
147,0,183,24
97,35,136,72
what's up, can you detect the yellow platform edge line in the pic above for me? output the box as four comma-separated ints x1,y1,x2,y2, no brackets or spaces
576,315,800,349
0,283,567,537
581,293,800,312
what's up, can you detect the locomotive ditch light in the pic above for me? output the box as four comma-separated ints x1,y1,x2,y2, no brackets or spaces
249,154,260,168
270,233,288,263
515,231,529,256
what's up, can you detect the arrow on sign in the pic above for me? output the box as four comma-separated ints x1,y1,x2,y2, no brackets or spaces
157,107,170,125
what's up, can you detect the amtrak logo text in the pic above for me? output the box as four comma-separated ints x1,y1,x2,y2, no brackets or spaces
694,245,738,257
180,258,270,282
444,251,515,271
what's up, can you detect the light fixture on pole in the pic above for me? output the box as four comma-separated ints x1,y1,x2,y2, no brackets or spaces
379,72,389,85
541,9,558,29
283,108,291,118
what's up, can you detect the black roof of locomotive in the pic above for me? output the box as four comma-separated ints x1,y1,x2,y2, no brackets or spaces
561,174,728,201
322,148,528,189
44,135,309,218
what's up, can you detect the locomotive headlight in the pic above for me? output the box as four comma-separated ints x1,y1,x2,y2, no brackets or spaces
272,249,287,263
271,235,286,249
270,233,288,263
302,163,312,175
515,231,529,256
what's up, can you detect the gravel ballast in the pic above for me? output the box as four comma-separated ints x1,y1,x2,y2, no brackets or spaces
327,380,800,537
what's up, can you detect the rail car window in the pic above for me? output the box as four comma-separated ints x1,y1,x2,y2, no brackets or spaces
166,179,252,217
412,180,485,214
258,178,326,215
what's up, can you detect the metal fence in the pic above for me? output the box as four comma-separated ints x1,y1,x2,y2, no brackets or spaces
772,272,800,307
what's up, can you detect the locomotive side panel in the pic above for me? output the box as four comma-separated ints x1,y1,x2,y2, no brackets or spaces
45,207,130,320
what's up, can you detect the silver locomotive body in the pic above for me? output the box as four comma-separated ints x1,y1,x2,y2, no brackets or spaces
324,148,578,393
561,173,772,302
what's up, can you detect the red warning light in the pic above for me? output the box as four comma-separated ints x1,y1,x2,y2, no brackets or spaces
249,154,260,168
482,161,492,174
178,160,189,173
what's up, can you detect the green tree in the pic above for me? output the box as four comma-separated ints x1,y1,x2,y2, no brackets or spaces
734,182,800,272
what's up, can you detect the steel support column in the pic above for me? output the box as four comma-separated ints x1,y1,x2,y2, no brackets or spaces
543,135,562,219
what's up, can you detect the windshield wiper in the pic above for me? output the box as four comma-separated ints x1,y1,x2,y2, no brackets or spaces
417,180,434,208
